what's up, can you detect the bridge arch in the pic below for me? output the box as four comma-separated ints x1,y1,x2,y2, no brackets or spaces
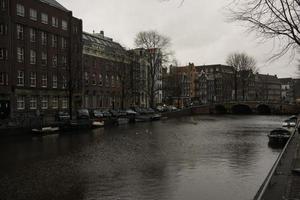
215,104,227,114
231,104,252,114
256,104,271,115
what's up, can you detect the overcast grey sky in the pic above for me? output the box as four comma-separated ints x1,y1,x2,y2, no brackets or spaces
60,0,298,78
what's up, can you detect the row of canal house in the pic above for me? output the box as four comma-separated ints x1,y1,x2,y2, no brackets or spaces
0,0,163,126
163,63,291,107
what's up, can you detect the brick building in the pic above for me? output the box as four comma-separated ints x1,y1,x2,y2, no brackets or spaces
0,0,82,125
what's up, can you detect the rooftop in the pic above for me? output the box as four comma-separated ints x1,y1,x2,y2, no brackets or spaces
38,0,68,11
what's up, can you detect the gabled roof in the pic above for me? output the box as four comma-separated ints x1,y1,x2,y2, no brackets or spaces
38,0,68,11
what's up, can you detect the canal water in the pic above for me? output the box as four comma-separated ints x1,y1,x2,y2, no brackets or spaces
0,115,287,200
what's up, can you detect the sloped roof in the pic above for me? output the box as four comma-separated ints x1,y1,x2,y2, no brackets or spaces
39,0,68,11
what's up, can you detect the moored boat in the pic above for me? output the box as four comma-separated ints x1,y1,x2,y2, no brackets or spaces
268,128,291,144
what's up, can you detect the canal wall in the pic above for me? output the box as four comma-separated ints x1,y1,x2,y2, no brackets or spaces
254,116,300,200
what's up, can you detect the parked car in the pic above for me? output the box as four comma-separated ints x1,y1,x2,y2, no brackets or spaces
77,109,90,120
55,111,70,121
90,109,105,128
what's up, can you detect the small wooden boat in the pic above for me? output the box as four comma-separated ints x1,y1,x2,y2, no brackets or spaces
268,128,291,144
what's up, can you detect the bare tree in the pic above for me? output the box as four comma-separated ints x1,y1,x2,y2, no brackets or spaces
226,52,258,101
134,30,171,108
229,0,300,59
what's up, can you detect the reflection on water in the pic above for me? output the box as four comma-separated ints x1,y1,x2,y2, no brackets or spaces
0,115,286,200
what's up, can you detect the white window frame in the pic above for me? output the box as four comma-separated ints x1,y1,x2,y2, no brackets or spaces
17,47,24,63
41,52,47,65
51,35,57,48
92,73,96,85
62,20,68,30
42,74,47,88
17,96,25,110
30,50,36,65
52,74,57,88
41,13,48,24
16,4,25,17
30,28,36,42
52,97,58,109
62,76,67,89
52,17,58,27
41,31,47,46
62,97,68,109
41,96,48,110
99,74,103,86
29,96,37,110
29,8,37,21
17,70,24,86
30,72,36,87
17,24,24,40
52,55,57,67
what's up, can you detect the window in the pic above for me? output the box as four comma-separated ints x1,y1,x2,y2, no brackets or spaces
17,24,24,40
92,73,96,85
17,47,24,63
29,9,37,21
51,35,57,48
41,96,48,110
29,72,36,87
16,4,25,17
52,55,57,67
0,48,8,60
99,74,103,86
1,0,6,10
62,97,68,109
42,74,47,88
52,97,58,109
61,37,67,49
41,31,47,45
0,24,8,35
62,76,67,89
52,17,58,27
61,55,67,67
52,74,57,88
0,72,8,85
111,75,115,87
84,72,89,85
30,50,36,65
41,52,47,65
62,20,68,30
30,28,36,42
17,71,24,86
29,96,37,110
105,75,109,87
17,96,25,110
41,13,48,24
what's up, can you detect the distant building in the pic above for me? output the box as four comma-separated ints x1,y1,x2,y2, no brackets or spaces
254,74,281,103
0,0,82,124
279,78,295,104
195,65,234,104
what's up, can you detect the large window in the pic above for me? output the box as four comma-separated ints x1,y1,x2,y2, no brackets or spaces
41,31,47,46
62,97,68,109
41,13,48,24
29,9,37,21
61,55,67,67
17,96,25,110
84,72,89,85
41,52,47,65
52,97,58,109
29,96,37,110
92,73,96,85
1,0,6,10
41,96,48,110
17,24,24,40
17,71,24,86
30,50,36,65
61,37,67,49
52,74,57,88
42,74,47,88
62,76,67,89
0,24,7,35
0,48,8,60
17,47,24,63
62,20,68,30
16,4,25,17
30,72,36,87
52,17,58,27
99,74,103,86
52,55,57,67
51,35,57,48
0,72,8,85
30,28,36,42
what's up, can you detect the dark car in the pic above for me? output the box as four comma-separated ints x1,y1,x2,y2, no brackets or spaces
77,109,90,120
55,111,70,121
